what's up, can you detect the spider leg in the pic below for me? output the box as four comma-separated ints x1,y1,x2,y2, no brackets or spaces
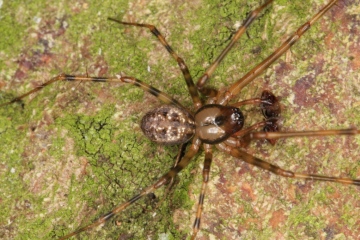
58,137,201,240
224,121,268,149
232,121,266,138
175,142,189,167
196,0,274,98
218,0,339,105
231,89,280,110
148,142,189,215
249,128,360,140
165,142,189,193
230,97,264,107
0,74,64,107
0,74,186,110
217,143,360,185
108,18,202,109
227,128,359,149
191,144,213,240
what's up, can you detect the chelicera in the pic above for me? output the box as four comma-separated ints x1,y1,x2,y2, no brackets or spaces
1,0,359,239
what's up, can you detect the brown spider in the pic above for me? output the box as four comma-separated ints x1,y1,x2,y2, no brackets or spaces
1,0,359,239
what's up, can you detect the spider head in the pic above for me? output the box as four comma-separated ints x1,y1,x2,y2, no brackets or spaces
195,104,244,144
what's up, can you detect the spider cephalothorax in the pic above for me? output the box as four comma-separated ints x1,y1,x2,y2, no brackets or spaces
195,104,244,144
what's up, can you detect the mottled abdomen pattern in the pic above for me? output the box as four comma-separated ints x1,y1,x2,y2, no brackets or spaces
141,105,195,145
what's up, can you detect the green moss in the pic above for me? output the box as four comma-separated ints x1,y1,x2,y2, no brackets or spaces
0,2,27,56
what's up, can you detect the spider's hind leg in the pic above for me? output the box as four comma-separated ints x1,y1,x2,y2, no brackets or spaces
0,74,187,110
58,137,202,240
0,74,67,107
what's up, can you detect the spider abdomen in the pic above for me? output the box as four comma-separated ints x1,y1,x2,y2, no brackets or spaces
141,105,196,145
195,104,244,144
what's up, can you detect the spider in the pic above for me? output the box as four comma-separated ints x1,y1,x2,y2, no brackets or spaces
1,0,359,239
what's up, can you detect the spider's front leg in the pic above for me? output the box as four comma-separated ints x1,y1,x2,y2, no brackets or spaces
220,0,340,105
217,143,360,186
